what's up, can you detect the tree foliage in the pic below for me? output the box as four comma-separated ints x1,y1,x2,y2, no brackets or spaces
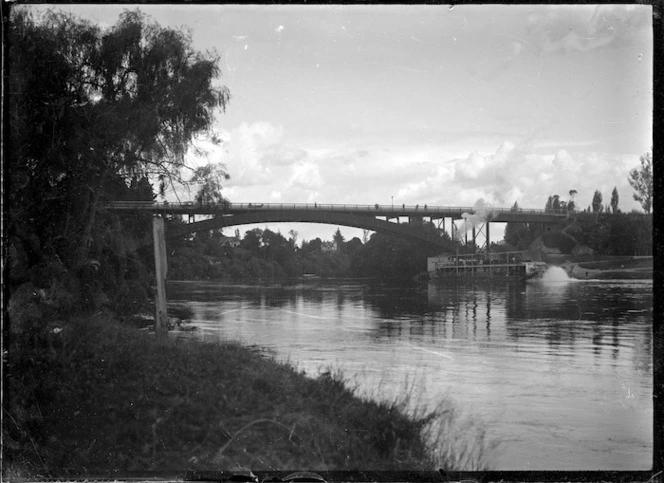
191,164,231,205
592,190,603,213
8,7,229,308
610,187,619,214
628,151,653,214
333,228,345,252
9,8,228,260
565,212,652,256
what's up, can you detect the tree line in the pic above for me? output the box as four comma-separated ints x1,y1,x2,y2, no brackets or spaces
166,223,452,282
505,151,653,256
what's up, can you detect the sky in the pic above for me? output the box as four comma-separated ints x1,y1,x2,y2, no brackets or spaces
29,4,653,244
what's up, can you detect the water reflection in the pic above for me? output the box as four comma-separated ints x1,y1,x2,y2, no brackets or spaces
426,280,652,368
167,278,652,470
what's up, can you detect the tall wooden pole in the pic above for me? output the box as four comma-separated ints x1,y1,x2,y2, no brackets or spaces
486,222,490,253
153,215,168,335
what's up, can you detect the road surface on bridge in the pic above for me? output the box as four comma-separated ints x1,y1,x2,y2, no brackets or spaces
106,201,567,223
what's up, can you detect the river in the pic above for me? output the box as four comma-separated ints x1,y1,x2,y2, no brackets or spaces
166,268,652,471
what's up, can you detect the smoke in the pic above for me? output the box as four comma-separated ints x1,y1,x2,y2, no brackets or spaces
452,198,495,242
459,198,496,235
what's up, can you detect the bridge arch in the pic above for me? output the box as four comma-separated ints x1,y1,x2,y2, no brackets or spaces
169,209,447,249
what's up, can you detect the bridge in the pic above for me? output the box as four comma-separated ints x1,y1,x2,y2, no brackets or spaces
107,201,567,250
108,200,566,334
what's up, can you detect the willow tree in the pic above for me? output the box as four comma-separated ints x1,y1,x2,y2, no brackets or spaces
9,8,230,272
628,151,653,214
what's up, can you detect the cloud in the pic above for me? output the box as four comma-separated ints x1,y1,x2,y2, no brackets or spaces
552,149,580,173
451,141,524,204
214,122,643,221
526,5,651,54
289,161,324,190
220,122,301,187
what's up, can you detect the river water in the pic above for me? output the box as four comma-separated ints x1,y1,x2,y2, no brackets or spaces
167,269,652,471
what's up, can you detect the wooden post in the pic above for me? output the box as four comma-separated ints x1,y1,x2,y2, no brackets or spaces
153,215,168,335
487,222,491,278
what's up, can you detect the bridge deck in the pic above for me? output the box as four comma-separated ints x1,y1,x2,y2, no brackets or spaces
106,201,567,223
107,201,567,222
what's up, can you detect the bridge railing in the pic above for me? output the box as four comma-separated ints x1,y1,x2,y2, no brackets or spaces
104,201,568,217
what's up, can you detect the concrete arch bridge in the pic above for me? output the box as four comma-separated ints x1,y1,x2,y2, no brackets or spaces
108,201,567,250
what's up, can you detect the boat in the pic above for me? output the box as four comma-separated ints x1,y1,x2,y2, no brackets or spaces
428,250,548,282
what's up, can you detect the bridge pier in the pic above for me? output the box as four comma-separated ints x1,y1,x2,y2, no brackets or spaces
473,221,490,252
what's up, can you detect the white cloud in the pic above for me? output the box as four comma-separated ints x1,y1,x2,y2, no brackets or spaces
289,161,324,190
220,122,293,187
201,121,645,241
552,149,580,173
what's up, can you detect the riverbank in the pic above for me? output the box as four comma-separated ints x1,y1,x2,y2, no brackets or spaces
4,312,493,478
546,255,653,280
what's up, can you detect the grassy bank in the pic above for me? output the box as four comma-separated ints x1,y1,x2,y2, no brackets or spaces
4,313,493,478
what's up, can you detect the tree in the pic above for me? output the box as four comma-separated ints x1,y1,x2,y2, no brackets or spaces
191,163,230,206
592,190,603,213
545,196,553,212
610,187,619,214
552,195,561,212
333,228,345,252
241,229,263,254
628,151,653,214
8,8,230,274
288,230,298,250
568,189,577,212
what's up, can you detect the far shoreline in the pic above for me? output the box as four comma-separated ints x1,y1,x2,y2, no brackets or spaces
544,255,653,280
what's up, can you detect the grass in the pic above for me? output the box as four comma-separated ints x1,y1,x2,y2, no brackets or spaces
3,312,495,478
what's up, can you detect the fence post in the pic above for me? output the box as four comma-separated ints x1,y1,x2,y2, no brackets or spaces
153,215,168,336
